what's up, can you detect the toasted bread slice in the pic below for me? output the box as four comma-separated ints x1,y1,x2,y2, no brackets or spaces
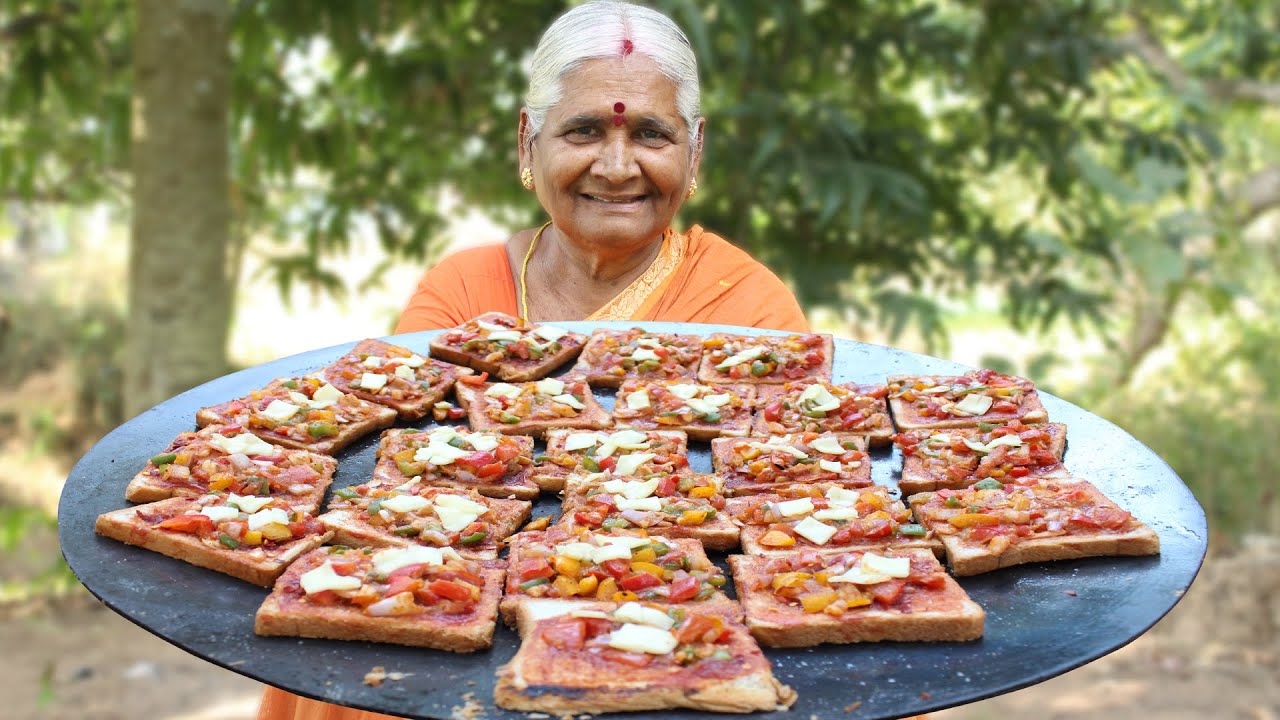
611,379,755,441
368,426,538,500
495,599,796,714
428,312,586,382
711,433,872,496
316,485,530,560
726,485,943,558
532,428,691,492
697,332,833,385
124,425,336,505
254,546,504,651
907,476,1161,576
455,375,611,440
195,375,396,455
321,337,473,421
895,421,1070,495
886,370,1049,431
559,472,739,552
730,549,984,646
753,381,894,447
500,528,733,626
95,493,332,587
570,328,703,388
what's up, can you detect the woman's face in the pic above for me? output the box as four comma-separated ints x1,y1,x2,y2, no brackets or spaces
521,56,702,255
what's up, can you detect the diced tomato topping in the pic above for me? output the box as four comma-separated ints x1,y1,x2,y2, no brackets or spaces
782,366,807,379
803,351,824,367
476,462,506,478
1009,466,1031,478
446,407,466,420
763,401,783,422
967,525,1005,543
494,443,521,462
387,563,428,580
457,372,489,386
328,559,359,576
675,614,730,644
541,619,587,650
598,455,617,472
619,573,662,592
580,617,615,638
655,475,679,497
515,558,555,582
840,410,866,429
667,574,700,603
603,650,653,667
573,511,603,527
868,578,906,606
992,401,1018,413
728,364,749,379
155,514,215,535
464,451,496,468
305,589,340,606
384,575,420,597
600,559,631,579
428,580,473,601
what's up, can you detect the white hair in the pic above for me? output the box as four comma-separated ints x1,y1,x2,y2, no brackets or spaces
523,1,702,158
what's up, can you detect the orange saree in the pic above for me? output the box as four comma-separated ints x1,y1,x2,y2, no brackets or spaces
258,225,808,720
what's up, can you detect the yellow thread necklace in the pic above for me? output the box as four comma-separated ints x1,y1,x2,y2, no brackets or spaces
519,221,553,320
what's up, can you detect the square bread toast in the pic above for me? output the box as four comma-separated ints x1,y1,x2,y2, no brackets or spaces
887,369,1049,431
907,475,1161,576
254,545,504,651
753,381,894,446
531,428,691,492
321,337,473,420
428,312,586,381
495,599,796,714
895,420,1070,495
559,472,739,552
697,332,833,385
369,426,538,500
570,328,703,387
611,379,755,441
455,375,611,440
711,432,872,496
730,548,984,646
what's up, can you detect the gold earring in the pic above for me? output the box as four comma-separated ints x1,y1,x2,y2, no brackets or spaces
520,167,534,190
686,177,698,199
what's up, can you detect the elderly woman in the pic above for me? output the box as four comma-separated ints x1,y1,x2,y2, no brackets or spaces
259,2,806,719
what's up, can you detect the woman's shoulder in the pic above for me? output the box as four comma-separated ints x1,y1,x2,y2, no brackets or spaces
433,242,511,276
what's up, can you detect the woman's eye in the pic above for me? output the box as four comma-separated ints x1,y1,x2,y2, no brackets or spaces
568,126,598,139
638,129,665,141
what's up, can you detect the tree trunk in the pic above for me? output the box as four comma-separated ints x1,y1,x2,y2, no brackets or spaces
126,0,232,418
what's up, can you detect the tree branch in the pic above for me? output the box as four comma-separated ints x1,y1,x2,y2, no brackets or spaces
1236,165,1280,226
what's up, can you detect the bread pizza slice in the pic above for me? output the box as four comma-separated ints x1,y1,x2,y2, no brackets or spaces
611,379,755,440
124,425,337,504
321,337,473,421
729,548,984,647
532,429,691,492
196,375,397,455
753,380,894,446
95,491,332,587
454,374,611,439
369,426,537,500
429,311,586,381
495,600,795,714
711,432,872,496
907,475,1161,576
726,485,942,557
501,527,732,626
558,472,739,552
571,328,703,387
697,332,833,385
254,545,504,651
887,369,1049,431
894,420,1069,495
318,484,530,560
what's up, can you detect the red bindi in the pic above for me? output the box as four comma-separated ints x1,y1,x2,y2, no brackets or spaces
621,38,634,56
613,102,626,113
612,101,626,126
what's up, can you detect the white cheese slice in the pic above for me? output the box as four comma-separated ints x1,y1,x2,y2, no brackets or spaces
555,542,596,562
666,384,700,400
311,383,344,406
952,394,993,416
430,426,460,443
634,337,661,348
613,602,675,630
486,330,522,342
602,478,660,500
715,345,767,370
826,487,860,505
826,565,892,586
564,432,601,452
466,433,500,453
588,543,633,563
812,506,860,521
434,505,482,532
609,430,651,450
434,494,488,515
608,623,677,655
928,433,954,446
227,494,273,513
775,498,815,518
631,348,660,362
485,383,523,399
551,393,585,410
981,434,1025,451
615,497,663,512
209,432,278,457
433,401,453,410
920,385,952,394
624,389,650,410
372,546,456,576
685,398,716,416
596,535,650,549
414,440,472,462
861,553,912,578
613,452,656,477
701,393,732,407
536,378,565,396
748,441,807,459
247,507,291,531
199,505,240,523
798,383,842,413
380,494,432,514
358,373,388,391
476,319,509,333
394,364,416,381
398,354,427,368
300,561,362,594
818,459,844,473
809,436,846,455
262,399,302,423
532,325,568,342
792,516,837,545
362,355,385,368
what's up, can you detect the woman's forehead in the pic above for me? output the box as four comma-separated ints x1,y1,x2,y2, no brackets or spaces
549,56,684,126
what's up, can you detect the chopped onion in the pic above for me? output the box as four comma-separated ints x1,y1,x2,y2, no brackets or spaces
365,591,420,617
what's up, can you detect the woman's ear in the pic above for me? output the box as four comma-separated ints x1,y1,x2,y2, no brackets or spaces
690,117,706,177
518,109,534,169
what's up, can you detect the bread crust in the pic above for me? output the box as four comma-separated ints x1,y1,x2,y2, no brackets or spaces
896,422,1070,495
95,496,332,587
531,429,691,492
729,551,984,646
321,338,474,421
455,379,612,440
711,433,872,496
571,328,704,388
253,549,505,651
611,380,756,440
697,332,834,385
427,312,586,382
887,371,1049,431
752,381,894,447
369,427,539,500
495,600,795,714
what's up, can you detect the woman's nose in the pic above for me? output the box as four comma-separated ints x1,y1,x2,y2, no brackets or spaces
593,134,640,184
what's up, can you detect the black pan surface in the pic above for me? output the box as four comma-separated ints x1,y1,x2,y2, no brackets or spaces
59,322,1208,719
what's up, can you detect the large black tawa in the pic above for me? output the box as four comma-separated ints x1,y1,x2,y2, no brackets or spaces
59,322,1208,719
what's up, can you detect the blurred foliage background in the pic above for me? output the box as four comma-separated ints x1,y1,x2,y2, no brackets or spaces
1,0,1278,601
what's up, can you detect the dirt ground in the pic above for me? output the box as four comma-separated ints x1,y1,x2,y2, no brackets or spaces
2,521,1277,720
